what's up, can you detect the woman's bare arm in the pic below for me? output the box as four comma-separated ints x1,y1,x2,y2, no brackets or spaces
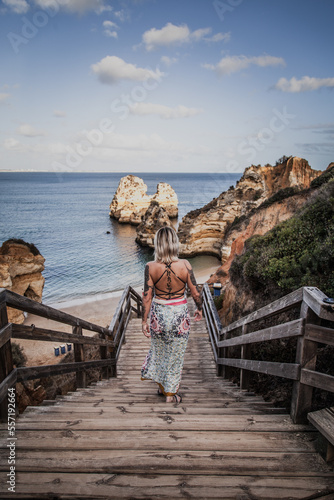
185,261,203,318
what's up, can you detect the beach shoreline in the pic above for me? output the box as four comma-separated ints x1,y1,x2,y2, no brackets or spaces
18,264,218,367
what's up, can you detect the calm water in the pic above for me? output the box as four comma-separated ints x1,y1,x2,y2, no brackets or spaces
0,172,240,303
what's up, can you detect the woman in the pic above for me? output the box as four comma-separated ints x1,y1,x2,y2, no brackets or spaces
141,226,203,404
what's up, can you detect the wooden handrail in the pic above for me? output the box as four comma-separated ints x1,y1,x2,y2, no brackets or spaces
0,285,142,420
202,285,334,424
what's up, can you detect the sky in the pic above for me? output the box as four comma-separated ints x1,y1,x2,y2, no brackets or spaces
0,0,333,173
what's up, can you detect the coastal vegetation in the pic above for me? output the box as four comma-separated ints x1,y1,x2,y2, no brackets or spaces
230,177,334,300
224,170,334,410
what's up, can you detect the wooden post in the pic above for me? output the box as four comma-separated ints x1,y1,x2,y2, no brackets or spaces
216,329,223,377
240,325,252,390
99,332,109,380
290,302,319,424
73,326,86,388
0,297,14,422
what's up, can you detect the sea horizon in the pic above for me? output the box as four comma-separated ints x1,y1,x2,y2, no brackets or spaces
0,171,240,304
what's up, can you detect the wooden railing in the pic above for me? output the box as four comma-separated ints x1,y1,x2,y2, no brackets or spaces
0,286,142,421
202,284,334,423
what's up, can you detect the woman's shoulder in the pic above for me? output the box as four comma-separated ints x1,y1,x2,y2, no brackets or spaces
177,259,192,269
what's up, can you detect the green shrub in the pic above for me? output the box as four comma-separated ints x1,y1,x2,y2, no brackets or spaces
258,186,300,210
230,180,334,298
213,292,224,311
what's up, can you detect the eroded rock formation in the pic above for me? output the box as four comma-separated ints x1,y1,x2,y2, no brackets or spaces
109,175,178,224
208,162,334,326
207,192,309,325
0,239,45,324
136,201,173,248
178,157,321,258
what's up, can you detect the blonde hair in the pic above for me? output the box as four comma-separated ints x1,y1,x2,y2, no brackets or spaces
154,226,179,263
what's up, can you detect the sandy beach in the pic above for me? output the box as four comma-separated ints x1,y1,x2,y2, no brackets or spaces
17,265,218,367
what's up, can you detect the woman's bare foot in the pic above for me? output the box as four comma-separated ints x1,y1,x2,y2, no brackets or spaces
166,394,182,404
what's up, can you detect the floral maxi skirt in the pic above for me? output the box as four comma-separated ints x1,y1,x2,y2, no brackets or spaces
141,297,190,396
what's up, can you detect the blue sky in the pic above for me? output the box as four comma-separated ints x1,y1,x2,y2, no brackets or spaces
0,0,333,173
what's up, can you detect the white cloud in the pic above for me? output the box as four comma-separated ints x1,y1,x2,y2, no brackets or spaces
102,20,118,37
53,110,67,117
17,123,46,137
142,22,228,51
129,102,203,119
203,54,285,76
2,0,29,14
34,0,112,15
190,27,212,41
104,29,118,38
160,56,178,67
103,20,118,29
91,55,164,84
206,32,231,43
0,93,10,103
274,76,334,92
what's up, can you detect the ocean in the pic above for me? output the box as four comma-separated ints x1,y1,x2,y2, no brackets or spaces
0,172,240,304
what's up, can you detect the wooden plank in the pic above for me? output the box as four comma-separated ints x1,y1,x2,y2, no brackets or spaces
4,429,315,451
203,283,222,335
220,287,304,337
218,319,304,348
0,323,12,349
1,472,334,499
16,358,116,382
11,324,114,348
0,368,17,403
203,300,218,362
308,408,334,446
5,289,111,335
73,326,86,388
301,369,334,394
20,404,284,416
14,414,312,432
303,287,334,321
2,449,332,476
305,324,334,346
217,358,300,380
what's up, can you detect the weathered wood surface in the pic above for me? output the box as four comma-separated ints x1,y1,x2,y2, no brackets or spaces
305,323,334,346
220,287,304,336
0,301,333,499
301,369,334,393
308,408,334,447
4,289,111,335
11,323,114,348
217,318,304,348
217,357,300,380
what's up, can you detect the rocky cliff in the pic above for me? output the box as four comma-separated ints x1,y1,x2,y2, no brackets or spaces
109,175,178,224
136,201,173,248
178,157,321,258
210,163,334,326
0,239,45,324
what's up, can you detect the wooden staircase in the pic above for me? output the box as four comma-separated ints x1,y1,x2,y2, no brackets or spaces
1,302,334,499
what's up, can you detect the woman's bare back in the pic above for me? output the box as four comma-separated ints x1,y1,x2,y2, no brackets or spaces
148,259,188,300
